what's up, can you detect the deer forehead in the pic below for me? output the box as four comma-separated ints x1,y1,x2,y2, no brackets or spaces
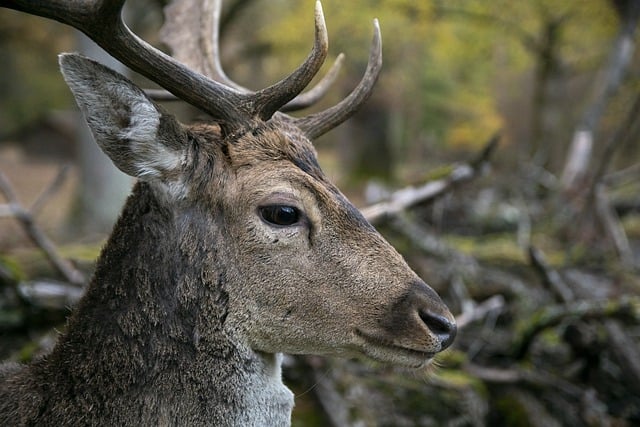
229,122,323,177
185,121,325,191
181,121,377,241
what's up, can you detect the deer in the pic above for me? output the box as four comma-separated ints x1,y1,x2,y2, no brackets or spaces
0,0,456,425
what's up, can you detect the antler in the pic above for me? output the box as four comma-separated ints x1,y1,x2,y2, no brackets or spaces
159,0,383,138
0,0,382,138
0,0,240,132
295,19,383,139
160,0,344,112
0,0,329,134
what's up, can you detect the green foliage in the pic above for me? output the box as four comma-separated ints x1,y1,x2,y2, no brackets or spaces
0,0,623,163
236,0,619,158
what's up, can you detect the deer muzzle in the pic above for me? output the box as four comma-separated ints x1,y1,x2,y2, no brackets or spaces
355,279,456,366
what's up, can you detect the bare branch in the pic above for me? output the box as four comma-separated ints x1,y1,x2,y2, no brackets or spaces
594,184,634,268
362,134,499,225
0,170,86,286
528,246,575,303
30,164,71,217
455,295,505,330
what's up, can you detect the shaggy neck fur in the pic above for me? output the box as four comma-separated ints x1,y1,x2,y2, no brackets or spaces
0,182,294,426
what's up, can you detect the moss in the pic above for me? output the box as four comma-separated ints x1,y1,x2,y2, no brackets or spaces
17,340,40,363
418,164,456,182
5,242,102,281
445,234,527,266
436,368,488,398
538,329,562,347
436,348,467,368
621,214,640,239
58,242,103,262
0,255,25,282
495,395,532,427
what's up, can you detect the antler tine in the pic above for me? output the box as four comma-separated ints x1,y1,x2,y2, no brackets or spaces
251,0,329,121
1,0,249,133
295,19,383,139
281,53,344,112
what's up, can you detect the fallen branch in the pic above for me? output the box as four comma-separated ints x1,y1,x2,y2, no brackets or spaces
528,246,640,393
361,134,499,225
17,279,84,309
389,213,477,269
604,162,640,187
464,363,584,399
528,246,574,303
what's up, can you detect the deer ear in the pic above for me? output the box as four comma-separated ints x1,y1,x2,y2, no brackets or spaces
59,53,187,180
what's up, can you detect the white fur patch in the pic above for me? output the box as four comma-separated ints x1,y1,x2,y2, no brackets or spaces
120,99,161,146
119,100,182,179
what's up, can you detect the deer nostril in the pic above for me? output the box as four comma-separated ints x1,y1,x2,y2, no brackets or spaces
419,310,457,350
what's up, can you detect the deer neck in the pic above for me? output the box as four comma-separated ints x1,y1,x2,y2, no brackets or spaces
47,182,294,425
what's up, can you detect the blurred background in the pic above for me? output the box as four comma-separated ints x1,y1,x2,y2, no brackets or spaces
1,0,639,425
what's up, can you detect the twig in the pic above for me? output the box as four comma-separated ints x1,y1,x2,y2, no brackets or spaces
603,320,640,395
30,164,71,217
361,134,499,225
456,295,505,330
464,363,585,400
604,162,640,187
590,90,640,193
528,246,574,303
0,169,85,286
529,246,640,391
594,184,634,268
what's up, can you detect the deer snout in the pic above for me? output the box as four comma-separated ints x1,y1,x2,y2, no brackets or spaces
355,279,456,366
376,280,456,354
411,281,456,351
419,309,457,351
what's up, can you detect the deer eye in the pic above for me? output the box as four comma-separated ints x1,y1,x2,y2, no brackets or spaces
259,205,301,226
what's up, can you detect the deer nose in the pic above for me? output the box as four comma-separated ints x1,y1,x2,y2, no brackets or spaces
411,280,457,351
419,310,457,350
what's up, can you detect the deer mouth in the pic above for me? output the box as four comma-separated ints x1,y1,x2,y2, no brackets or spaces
353,328,436,368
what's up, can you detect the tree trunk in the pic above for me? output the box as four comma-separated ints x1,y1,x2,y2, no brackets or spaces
560,1,640,193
